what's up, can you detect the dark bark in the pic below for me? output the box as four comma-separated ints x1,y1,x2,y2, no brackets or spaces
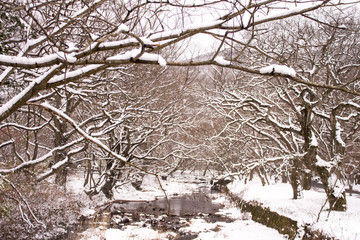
256,168,267,186
281,172,288,183
53,115,68,186
291,159,302,199
291,169,302,199
302,172,312,190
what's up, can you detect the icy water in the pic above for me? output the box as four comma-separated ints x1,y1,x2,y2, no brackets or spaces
109,192,223,216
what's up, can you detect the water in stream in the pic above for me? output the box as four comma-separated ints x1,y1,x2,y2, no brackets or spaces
69,191,236,239
110,193,222,216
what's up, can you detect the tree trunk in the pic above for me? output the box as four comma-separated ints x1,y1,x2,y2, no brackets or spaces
291,168,302,199
249,169,254,181
53,95,70,187
349,185,353,196
302,171,312,190
316,166,347,211
101,175,117,199
55,166,68,187
281,172,288,183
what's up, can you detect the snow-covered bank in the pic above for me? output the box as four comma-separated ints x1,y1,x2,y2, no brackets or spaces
228,180,360,240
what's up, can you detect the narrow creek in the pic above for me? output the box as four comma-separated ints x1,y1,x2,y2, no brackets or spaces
68,185,238,239
66,177,288,240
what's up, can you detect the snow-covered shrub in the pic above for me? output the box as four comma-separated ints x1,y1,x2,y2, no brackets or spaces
0,177,80,240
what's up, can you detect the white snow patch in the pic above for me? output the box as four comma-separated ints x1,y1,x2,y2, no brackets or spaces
139,37,155,46
105,227,169,240
214,56,231,66
107,48,166,66
157,55,167,67
195,219,287,240
310,132,318,147
335,121,346,147
328,174,345,199
112,172,200,201
48,64,104,84
116,24,129,33
260,64,296,77
81,208,96,217
315,156,333,169
66,41,79,52
348,101,360,109
107,48,141,60
90,33,99,41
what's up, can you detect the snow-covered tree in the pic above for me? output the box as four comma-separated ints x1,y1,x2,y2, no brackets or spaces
206,8,360,211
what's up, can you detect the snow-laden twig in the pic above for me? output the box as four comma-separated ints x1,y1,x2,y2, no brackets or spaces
0,0,105,84
260,64,296,77
0,120,50,132
0,52,76,68
0,138,83,174
0,140,14,148
107,48,167,66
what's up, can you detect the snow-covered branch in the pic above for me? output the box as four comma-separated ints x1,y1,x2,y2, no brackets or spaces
28,102,156,175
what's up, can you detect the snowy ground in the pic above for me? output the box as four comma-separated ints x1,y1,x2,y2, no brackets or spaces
178,204,287,240
67,172,288,240
228,179,360,240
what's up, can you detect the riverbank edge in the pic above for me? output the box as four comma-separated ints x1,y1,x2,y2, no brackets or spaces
226,191,335,240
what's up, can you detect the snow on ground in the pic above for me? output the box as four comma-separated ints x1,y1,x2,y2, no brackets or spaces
179,195,287,240
81,226,178,240
228,178,360,240
189,219,287,240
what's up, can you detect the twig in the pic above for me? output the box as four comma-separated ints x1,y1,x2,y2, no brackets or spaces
316,197,328,222
156,175,171,215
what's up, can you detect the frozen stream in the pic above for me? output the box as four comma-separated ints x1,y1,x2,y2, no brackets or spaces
68,173,288,239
